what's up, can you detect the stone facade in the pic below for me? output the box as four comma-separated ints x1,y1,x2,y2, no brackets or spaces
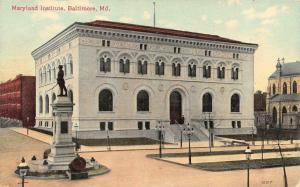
32,20,258,138
266,60,300,129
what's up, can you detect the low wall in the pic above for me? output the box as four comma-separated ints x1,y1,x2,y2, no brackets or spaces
75,129,159,140
213,127,257,135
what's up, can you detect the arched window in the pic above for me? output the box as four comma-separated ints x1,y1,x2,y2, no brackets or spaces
172,63,181,76
119,57,130,73
188,64,196,77
99,55,111,73
282,106,287,114
68,90,73,104
272,84,276,95
293,81,297,94
231,94,240,112
137,90,149,111
202,93,212,112
231,67,239,80
217,66,225,79
272,107,277,125
39,69,42,84
43,67,46,83
282,82,287,94
68,55,73,75
39,96,43,113
155,59,164,75
52,93,56,103
203,65,211,78
63,62,67,77
292,105,298,112
138,58,147,75
45,95,49,113
48,65,52,82
99,89,113,111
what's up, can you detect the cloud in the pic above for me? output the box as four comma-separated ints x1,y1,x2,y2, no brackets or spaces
242,5,288,24
225,19,239,29
119,16,134,23
261,19,276,25
218,0,240,6
227,0,240,5
201,15,207,21
39,24,65,41
214,19,223,25
143,11,151,20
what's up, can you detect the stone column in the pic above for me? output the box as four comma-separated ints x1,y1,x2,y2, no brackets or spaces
47,96,76,171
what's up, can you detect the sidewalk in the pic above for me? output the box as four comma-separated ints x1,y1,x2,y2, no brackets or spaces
162,151,300,165
10,127,300,153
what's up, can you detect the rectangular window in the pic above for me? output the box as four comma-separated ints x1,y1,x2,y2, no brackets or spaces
108,122,113,130
145,121,150,130
177,47,181,54
144,44,147,50
61,121,68,134
140,44,143,50
237,121,241,128
174,47,177,53
232,121,236,128
107,40,110,47
209,121,214,129
102,40,105,47
204,121,208,129
100,122,105,131
208,51,211,56
138,121,143,130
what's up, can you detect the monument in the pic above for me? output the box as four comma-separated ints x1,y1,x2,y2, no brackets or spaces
16,66,109,179
47,96,76,170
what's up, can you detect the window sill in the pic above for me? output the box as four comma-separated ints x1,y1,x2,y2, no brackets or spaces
98,111,115,114
137,111,151,114
231,112,242,114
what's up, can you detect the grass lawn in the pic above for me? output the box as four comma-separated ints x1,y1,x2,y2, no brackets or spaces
192,157,300,171
148,147,299,158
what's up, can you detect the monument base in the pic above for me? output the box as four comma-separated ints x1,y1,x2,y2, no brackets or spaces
66,170,88,180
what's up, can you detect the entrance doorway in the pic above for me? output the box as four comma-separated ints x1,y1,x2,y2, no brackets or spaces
170,91,182,124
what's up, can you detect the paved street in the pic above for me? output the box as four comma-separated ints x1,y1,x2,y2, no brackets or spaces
0,128,300,187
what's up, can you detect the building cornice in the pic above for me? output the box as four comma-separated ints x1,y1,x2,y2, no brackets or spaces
32,22,258,62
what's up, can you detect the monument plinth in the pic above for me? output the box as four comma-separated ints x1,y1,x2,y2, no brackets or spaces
47,96,76,170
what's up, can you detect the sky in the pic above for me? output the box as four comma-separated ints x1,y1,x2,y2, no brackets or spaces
0,0,299,92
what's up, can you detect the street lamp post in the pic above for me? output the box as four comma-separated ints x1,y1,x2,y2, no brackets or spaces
73,124,79,152
106,129,111,151
18,157,29,187
26,117,29,135
245,146,252,187
183,123,194,165
180,124,183,148
155,122,165,158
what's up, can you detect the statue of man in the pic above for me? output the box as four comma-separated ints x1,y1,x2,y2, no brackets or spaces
57,65,67,96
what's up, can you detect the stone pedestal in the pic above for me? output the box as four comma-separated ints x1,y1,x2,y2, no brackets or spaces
47,96,76,171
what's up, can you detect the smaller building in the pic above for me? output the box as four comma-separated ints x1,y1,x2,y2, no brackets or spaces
0,75,36,127
254,90,268,128
266,59,300,129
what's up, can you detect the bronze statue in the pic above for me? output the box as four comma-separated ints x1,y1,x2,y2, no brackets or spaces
57,65,67,96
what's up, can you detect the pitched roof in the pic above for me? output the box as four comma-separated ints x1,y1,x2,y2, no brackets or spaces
270,94,300,102
82,20,257,46
269,61,300,79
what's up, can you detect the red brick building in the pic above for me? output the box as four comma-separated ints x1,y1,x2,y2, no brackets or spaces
0,75,36,127
254,90,267,111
